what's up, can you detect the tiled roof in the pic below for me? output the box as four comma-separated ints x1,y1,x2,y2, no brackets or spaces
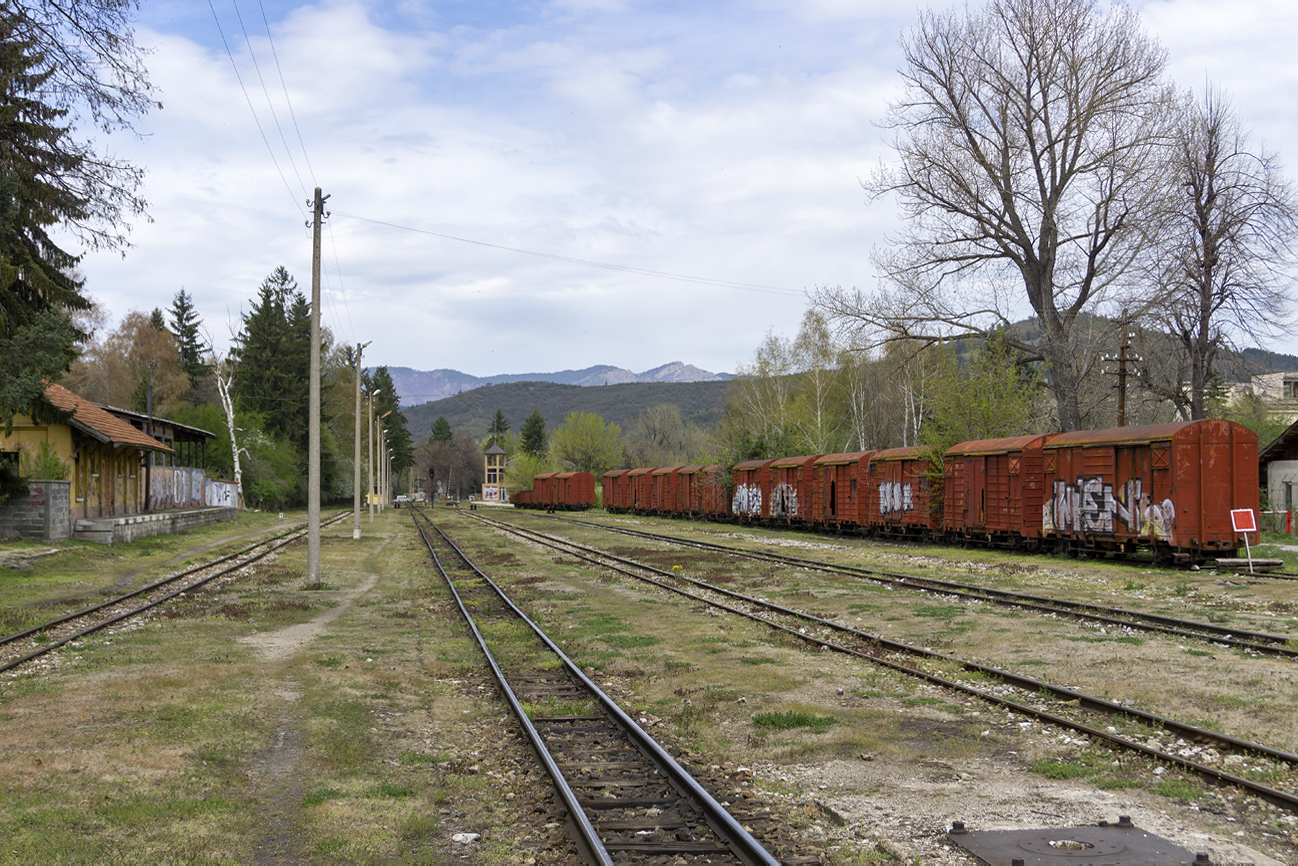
44,383,174,454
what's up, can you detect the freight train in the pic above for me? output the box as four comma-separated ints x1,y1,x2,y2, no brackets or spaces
511,420,1261,565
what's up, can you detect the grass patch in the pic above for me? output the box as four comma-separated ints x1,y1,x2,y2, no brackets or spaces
303,787,346,806
1030,760,1097,780
752,711,836,733
739,656,778,665
1153,778,1202,800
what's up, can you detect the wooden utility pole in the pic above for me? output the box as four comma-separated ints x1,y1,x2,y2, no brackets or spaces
1117,310,1131,427
307,187,328,587
353,340,371,540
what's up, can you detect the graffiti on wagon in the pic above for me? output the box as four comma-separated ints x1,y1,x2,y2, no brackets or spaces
1043,477,1175,543
879,481,914,517
770,483,799,518
733,484,762,517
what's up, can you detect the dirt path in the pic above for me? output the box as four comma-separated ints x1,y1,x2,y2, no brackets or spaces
238,573,379,662
240,568,382,862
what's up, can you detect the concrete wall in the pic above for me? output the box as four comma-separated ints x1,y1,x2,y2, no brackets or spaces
73,506,237,544
0,480,72,542
1267,459,1298,512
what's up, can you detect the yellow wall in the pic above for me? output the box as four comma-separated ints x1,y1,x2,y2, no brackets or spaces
2,417,147,519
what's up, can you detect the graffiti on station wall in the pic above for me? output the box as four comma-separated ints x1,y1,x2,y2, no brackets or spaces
1042,477,1175,543
770,483,799,518
732,484,762,517
879,481,914,517
206,480,236,508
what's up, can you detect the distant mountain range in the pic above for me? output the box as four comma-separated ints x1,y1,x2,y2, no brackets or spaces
387,362,731,407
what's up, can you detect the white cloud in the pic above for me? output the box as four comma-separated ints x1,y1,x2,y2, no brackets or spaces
70,0,1298,382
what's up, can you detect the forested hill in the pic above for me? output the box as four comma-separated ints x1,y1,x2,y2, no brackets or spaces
402,380,732,440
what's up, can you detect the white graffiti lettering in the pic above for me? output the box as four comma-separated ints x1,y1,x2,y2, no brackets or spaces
770,483,799,518
1042,477,1175,544
879,481,913,517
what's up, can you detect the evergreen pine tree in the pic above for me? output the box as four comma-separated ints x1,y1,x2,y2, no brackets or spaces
520,409,546,457
0,22,91,430
487,410,510,448
431,416,453,443
168,288,208,389
231,267,309,444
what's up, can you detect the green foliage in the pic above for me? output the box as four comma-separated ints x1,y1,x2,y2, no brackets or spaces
503,451,556,493
168,289,208,390
751,711,835,733
430,415,452,443
0,30,91,342
0,307,78,435
403,380,729,442
166,402,234,480
551,411,623,475
1217,391,1289,449
368,365,413,480
19,440,68,480
231,267,310,447
486,409,510,447
920,331,1044,455
519,409,546,457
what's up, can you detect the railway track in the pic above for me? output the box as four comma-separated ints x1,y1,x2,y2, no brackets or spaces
538,513,1298,659
407,507,791,865
464,508,1298,815
0,512,348,676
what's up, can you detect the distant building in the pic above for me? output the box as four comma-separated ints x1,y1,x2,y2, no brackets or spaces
482,443,508,502
1246,372,1298,425
1,383,236,542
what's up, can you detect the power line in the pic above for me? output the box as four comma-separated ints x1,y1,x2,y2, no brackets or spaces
257,0,318,187
207,0,305,217
332,211,802,296
229,0,309,197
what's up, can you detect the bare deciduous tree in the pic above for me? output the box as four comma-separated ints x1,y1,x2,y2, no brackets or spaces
817,0,1175,431
1139,85,1297,420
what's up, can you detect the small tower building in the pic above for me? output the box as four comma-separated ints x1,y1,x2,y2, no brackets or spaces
482,443,508,502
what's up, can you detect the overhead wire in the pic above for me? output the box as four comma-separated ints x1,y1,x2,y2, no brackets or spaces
212,0,358,347
207,0,305,219
228,0,310,199
332,211,802,297
250,0,354,346
257,0,318,187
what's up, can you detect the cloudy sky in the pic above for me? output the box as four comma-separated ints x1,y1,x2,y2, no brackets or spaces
73,0,1298,382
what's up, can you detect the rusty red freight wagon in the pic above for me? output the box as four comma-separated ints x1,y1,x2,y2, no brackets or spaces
767,454,823,524
731,458,776,521
865,447,940,536
674,465,702,514
553,471,596,510
1040,420,1259,563
943,434,1056,547
694,465,731,519
626,467,654,513
525,472,557,509
601,469,630,512
812,451,874,531
650,466,683,514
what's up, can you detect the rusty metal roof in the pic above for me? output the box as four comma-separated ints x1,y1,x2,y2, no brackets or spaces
946,433,1054,457
1044,420,1240,449
870,446,925,461
813,451,873,466
769,454,821,468
44,383,173,454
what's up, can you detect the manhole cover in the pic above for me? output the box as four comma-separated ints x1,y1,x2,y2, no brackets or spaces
948,819,1204,864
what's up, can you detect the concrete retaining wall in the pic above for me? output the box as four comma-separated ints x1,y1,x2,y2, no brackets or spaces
73,506,238,544
0,480,71,542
